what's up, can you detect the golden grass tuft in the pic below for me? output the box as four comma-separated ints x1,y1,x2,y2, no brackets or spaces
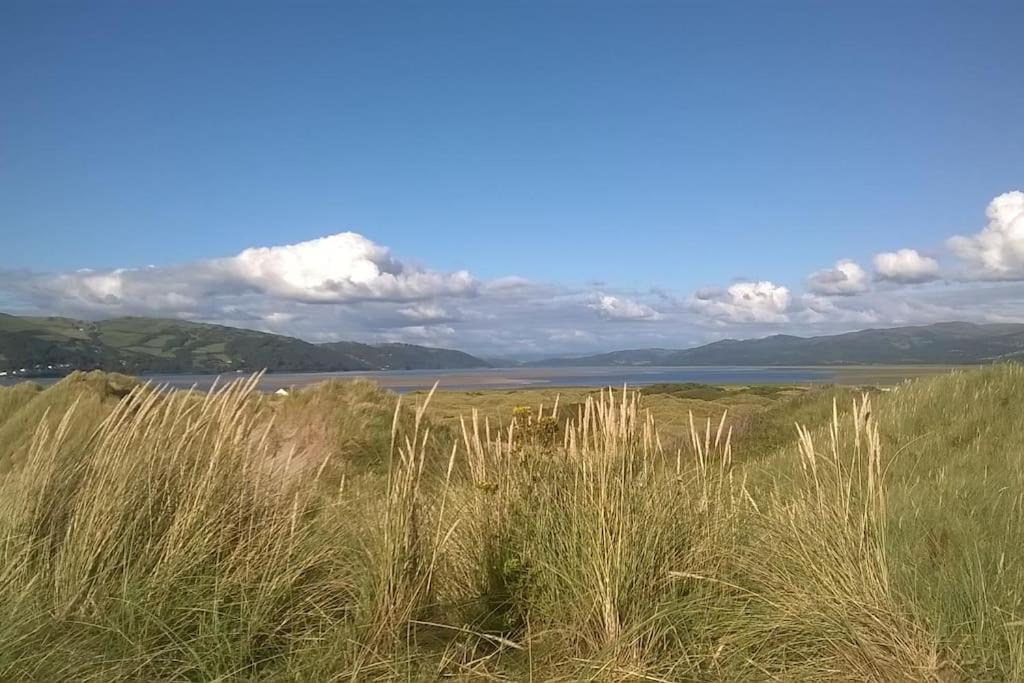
0,367,1021,679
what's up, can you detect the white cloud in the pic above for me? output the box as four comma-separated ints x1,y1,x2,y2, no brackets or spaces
21,232,477,315
806,259,870,296
377,324,457,346
872,248,940,284
588,294,663,321
224,233,475,303
691,281,791,323
795,294,880,325
262,312,297,325
547,329,598,344
483,275,533,292
948,191,1024,280
396,303,457,324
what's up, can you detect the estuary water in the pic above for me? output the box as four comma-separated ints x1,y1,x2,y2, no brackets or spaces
1,365,841,393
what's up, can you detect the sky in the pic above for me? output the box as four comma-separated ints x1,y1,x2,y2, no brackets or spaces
1,1,1022,357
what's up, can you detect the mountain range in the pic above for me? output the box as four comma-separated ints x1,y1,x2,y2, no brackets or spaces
0,314,488,375
4,315,1024,377
527,322,1024,366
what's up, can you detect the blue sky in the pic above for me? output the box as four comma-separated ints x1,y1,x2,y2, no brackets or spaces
1,1,1022,355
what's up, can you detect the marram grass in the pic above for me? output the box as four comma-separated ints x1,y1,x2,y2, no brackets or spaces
0,366,1021,679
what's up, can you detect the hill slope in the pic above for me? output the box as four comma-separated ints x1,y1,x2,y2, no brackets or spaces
0,314,489,375
321,341,486,370
530,322,1024,366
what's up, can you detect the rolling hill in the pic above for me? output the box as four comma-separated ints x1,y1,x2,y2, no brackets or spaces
529,322,1024,366
320,341,488,370
0,314,489,375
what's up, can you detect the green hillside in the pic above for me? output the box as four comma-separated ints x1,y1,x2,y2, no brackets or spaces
0,313,489,375
321,340,488,369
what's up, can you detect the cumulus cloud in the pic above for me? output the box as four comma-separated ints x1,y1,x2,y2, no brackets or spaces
691,281,791,323
222,233,476,303
948,191,1024,280
16,232,477,316
588,294,664,321
872,248,940,284
806,259,870,296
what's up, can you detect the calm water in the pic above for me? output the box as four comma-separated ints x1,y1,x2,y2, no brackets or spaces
0,366,838,393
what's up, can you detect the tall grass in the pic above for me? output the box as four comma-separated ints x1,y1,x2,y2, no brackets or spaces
445,389,717,677
0,367,1022,679
0,371,137,473
701,395,946,680
1,376,354,679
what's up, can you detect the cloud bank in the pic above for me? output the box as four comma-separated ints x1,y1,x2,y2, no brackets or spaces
29,233,477,315
4,190,1024,356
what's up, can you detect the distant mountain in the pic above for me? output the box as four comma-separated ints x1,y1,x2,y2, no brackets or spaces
0,314,490,375
528,348,680,367
528,323,1024,367
320,341,487,370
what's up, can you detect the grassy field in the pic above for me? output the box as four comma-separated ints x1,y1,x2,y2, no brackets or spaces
0,366,1021,679
414,382,858,458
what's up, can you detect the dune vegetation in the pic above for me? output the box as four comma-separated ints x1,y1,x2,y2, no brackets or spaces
0,366,1021,680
